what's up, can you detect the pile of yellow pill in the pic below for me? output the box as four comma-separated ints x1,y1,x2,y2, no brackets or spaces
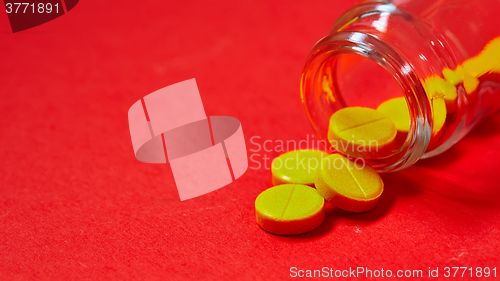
254,36,500,236
257,149,385,235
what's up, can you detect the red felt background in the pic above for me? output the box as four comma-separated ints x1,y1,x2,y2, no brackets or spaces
1,0,499,280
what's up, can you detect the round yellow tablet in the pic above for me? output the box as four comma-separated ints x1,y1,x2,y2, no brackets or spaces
271,150,329,187
376,97,410,134
315,154,383,213
255,184,325,235
327,107,397,159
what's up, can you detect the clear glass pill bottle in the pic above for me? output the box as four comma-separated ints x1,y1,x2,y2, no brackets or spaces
301,0,500,172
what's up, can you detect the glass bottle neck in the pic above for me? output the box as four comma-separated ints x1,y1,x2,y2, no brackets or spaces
301,30,433,172
302,1,500,172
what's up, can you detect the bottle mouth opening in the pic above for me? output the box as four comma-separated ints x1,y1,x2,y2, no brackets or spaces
300,31,432,172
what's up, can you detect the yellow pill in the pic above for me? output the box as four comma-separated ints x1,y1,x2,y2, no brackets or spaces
463,37,500,78
492,61,500,74
423,75,457,113
463,72,480,94
315,154,383,213
328,107,396,159
271,149,329,187
255,184,325,235
443,37,500,94
375,95,446,137
376,97,410,134
442,66,464,85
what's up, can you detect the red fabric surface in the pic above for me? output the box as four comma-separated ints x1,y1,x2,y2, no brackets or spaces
1,1,499,280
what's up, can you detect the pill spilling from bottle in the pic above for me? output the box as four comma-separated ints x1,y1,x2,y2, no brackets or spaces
255,36,500,235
